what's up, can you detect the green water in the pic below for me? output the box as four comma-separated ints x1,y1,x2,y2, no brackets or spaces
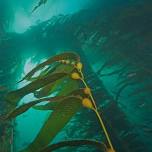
0,0,152,152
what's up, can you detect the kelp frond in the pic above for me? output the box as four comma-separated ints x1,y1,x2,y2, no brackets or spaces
40,139,107,152
3,52,116,152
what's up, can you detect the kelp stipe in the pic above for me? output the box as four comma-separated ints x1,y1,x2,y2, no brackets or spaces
3,52,116,152
71,60,116,152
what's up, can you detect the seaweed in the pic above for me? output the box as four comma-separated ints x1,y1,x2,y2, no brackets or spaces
1,1,151,151
2,52,116,152
40,139,107,152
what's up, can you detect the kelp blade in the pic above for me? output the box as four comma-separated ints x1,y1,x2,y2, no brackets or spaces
19,52,80,83
20,97,82,152
32,102,58,111
5,96,66,120
34,64,74,98
34,80,59,98
33,89,83,111
33,78,79,110
27,63,60,82
5,72,67,105
40,140,107,152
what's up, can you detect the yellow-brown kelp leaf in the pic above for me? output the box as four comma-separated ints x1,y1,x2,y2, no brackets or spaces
66,88,87,98
34,82,56,98
34,77,66,98
32,102,58,111
34,64,75,98
40,140,107,152
35,64,79,98
53,64,75,74
33,88,84,111
5,72,67,105
4,96,65,120
27,63,60,82
57,78,79,96
33,78,80,110
18,52,80,83
20,97,82,152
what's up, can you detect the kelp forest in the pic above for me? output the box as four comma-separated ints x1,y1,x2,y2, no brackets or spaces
0,0,152,152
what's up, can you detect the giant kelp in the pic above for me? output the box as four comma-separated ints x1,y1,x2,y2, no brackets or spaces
0,0,151,151
2,52,116,152
27,2,152,151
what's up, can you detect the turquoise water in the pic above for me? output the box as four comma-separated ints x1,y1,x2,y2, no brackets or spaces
0,0,152,152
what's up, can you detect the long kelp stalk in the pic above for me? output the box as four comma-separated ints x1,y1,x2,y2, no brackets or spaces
3,52,117,152
76,63,116,152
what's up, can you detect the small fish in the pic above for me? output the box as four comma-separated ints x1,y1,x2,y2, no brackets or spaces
138,103,145,108
32,0,48,13
127,72,136,78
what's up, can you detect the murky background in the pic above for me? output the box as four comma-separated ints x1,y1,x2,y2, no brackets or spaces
0,0,152,151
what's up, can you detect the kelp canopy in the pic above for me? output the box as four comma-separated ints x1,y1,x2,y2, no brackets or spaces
0,0,152,152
